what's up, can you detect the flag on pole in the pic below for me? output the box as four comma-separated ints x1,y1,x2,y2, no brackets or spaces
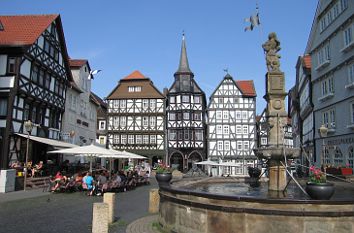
244,4,261,32
87,69,102,80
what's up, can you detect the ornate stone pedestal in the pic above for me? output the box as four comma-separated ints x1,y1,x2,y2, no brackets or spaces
268,160,287,191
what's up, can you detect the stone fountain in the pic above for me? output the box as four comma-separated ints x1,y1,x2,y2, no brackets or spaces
253,32,300,191
157,33,354,233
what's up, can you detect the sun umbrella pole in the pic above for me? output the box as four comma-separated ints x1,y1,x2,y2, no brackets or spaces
90,156,93,173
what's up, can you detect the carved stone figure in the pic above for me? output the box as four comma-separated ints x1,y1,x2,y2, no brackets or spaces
262,32,281,72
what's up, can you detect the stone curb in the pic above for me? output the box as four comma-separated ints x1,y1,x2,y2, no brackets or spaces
125,215,158,233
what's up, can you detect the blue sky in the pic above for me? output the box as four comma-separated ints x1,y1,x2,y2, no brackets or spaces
1,0,318,114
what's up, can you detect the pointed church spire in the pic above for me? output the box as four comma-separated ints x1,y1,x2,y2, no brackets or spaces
176,32,192,73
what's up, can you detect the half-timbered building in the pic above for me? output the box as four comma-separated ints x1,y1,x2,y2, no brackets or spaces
0,15,74,169
106,70,165,164
166,35,207,171
207,73,256,176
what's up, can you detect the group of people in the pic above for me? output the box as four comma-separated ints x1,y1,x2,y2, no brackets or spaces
50,169,150,196
10,160,44,177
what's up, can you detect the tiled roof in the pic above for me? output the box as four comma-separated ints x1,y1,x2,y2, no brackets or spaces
236,80,256,97
91,92,107,108
69,59,88,68
0,14,58,46
303,55,311,69
122,70,147,80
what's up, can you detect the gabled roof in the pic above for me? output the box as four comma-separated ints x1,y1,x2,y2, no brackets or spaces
122,70,147,80
106,71,164,100
0,14,58,46
235,80,256,97
90,92,107,109
69,59,88,68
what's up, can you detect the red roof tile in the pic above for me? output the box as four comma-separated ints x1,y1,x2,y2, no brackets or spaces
236,80,256,97
69,59,88,68
0,14,58,46
303,55,311,69
122,70,147,80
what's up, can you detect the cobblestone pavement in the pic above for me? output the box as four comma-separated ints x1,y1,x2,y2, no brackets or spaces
0,179,158,233
126,215,158,233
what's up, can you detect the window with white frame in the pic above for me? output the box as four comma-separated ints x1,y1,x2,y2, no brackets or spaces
113,135,119,144
113,117,119,127
143,135,149,144
348,63,354,84
242,111,247,120
170,96,175,103
343,23,353,48
243,125,249,135
224,141,230,151
120,116,126,127
261,138,267,145
143,116,148,127
150,116,156,127
128,86,135,92
236,111,241,119
121,135,127,144
244,141,249,151
150,135,156,144
216,111,222,119
322,108,336,128
217,141,223,151
182,95,190,103
317,43,330,67
183,112,190,120
99,121,106,130
113,100,119,109
136,135,142,144
169,130,176,140
143,99,149,109
128,135,134,144
120,99,126,108
195,130,203,141
169,113,176,120
194,113,201,121
150,99,156,110
223,111,229,119
216,125,222,134
237,141,242,150
0,98,7,116
184,130,189,140
194,96,200,104
236,125,242,134
319,0,347,32
324,147,331,165
223,125,229,134
321,76,334,96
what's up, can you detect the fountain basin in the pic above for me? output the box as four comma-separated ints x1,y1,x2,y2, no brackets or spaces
158,178,354,233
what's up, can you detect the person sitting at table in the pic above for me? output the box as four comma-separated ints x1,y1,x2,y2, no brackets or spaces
32,161,44,177
51,171,66,192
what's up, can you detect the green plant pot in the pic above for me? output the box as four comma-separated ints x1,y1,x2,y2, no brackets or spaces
155,173,172,187
306,182,335,200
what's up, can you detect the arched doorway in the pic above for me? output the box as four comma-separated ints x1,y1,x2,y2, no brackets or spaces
170,152,183,171
187,151,202,170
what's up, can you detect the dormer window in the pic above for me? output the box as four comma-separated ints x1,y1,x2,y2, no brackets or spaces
0,20,4,31
128,86,141,92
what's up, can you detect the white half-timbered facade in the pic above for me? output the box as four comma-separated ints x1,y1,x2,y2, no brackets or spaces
106,70,165,162
166,35,207,171
0,15,73,168
207,74,257,176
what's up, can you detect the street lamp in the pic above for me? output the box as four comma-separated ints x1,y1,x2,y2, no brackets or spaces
318,124,328,167
24,120,33,191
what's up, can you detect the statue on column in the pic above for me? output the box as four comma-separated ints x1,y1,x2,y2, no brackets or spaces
262,32,281,72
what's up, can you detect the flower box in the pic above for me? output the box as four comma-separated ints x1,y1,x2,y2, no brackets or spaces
340,168,353,176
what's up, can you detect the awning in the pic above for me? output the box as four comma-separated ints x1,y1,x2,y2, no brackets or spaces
16,133,78,149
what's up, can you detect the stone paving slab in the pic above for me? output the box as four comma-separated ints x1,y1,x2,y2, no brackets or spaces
126,215,158,233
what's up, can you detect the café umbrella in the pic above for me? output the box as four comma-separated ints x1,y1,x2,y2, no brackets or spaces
48,144,118,172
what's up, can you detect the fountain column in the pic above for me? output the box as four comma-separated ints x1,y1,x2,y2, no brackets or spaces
254,32,300,191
